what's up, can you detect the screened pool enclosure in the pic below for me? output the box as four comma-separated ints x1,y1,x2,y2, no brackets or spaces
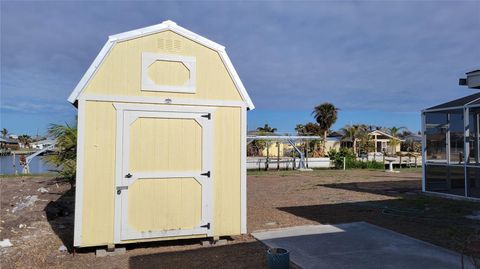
422,92,480,199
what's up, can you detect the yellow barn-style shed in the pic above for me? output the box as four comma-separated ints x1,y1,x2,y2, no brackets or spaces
68,20,254,248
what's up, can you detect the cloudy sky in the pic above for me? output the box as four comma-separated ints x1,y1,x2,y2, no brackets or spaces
1,1,479,136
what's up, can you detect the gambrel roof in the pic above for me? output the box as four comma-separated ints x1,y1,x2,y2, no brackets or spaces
68,20,254,109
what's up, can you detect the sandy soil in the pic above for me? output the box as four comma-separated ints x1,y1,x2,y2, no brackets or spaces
1,169,479,268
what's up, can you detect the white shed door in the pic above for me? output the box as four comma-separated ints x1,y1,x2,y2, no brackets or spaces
115,108,213,242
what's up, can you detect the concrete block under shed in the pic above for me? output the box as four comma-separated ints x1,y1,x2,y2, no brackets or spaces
96,247,126,257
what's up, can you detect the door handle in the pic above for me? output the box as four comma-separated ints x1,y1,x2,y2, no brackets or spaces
125,173,132,178
116,186,128,195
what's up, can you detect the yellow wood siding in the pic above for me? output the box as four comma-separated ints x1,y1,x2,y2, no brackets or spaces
83,30,242,101
129,117,202,172
213,107,241,235
128,178,201,231
147,60,190,86
80,101,241,246
82,101,116,246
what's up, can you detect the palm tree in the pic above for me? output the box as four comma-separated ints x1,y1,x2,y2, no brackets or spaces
356,126,375,156
255,124,276,169
312,103,338,153
295,122,322,136
341,124,367,155
296,123,323,156
388,126,406,154
18,134,32,148
388,126,407,137
1,128,8,138
44,123,77,185
257,124,277,133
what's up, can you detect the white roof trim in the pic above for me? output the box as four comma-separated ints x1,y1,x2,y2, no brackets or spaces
67,40,114,103
67,20,254,109
369,130,403,140
218,50,254,110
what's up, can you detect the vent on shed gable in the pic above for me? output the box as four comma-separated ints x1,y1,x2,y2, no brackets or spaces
157,38,183,52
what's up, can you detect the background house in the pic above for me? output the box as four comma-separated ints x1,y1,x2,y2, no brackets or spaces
0,137,19,150
340,129,403,155
30,139,55,150
369,130,403,154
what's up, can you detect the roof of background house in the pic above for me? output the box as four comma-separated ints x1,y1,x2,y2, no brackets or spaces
426,92,480,110
369,129,402,140
31,139,55,145
466,70,480,74
0,137,18,143
404,134,422,142
328,131,343,137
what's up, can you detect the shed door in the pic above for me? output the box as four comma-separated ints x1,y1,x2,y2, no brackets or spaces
115,109,213,241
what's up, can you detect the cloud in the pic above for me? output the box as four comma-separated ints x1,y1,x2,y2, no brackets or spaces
0,99,72,114
1,1,479,133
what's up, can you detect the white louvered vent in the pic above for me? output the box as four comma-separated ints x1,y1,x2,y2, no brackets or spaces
157,39,164,49
157,39,183,52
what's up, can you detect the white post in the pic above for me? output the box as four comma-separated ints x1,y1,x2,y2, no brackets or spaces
421,112,426,192
12,152,17,175
343,157,346,170
464,107,469,197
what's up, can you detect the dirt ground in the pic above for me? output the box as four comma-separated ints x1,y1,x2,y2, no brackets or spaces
1,168,479,268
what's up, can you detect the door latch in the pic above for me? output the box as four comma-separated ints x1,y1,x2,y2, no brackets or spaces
200,223,210,229
201,113,211,120
201,171,211,178
125,173,132,178
116,186,128,195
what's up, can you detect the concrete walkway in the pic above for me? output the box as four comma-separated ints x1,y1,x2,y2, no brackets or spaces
252,222,474,269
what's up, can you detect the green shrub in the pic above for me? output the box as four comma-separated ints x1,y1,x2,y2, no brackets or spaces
328,147,385,169
44,123,77,186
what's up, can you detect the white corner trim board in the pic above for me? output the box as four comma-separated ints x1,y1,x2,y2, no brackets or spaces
240,106,247,234
73,99,86,247
67,20,255,110
141,52,196,93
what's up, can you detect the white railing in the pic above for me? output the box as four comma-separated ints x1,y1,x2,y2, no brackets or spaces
247,157,331,170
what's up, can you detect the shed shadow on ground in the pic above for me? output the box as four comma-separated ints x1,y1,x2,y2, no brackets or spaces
44,182,75,252
316,179,422,197
128,241,268,269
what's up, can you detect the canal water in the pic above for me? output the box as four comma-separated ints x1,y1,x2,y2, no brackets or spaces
0,155,56,175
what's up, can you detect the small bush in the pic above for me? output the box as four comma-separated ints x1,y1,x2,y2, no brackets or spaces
328,147,385,169
44,123,77,186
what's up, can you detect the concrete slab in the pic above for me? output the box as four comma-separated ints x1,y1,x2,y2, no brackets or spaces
252,222,474,269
